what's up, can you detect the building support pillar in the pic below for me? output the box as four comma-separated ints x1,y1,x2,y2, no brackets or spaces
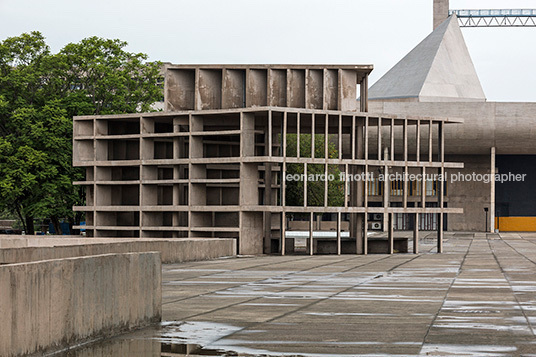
337,212,342,255
281,211,286,256
264,163,273,253
388,212,394,254
437,212,444,253
490,147,496,233
413,213,419,254
309,212,314,256
355,213,363,254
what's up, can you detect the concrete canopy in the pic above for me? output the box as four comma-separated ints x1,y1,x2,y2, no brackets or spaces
369,15,486,102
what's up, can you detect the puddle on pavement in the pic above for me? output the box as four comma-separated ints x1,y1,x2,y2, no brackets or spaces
55,321,377,357
56,322,246,357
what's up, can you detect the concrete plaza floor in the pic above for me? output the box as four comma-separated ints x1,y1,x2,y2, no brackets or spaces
71,232,536,356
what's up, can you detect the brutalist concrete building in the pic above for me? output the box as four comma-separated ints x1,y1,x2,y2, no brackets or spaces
73,65,463,255
370,1,536,233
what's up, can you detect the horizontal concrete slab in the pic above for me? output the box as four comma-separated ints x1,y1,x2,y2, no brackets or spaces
0,237,236,264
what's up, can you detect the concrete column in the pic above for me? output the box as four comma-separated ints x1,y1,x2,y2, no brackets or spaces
383,147,389,232
359,75,368,112
363,213,368,255
309,212,314,256
356,214,364,255
281,212,286,256
337,212,342,255
490,147,496,233
264,163,273,253
437,212,444,253
434,0,450,29
388,212,394,254
356,120,365,254
413,213,419,254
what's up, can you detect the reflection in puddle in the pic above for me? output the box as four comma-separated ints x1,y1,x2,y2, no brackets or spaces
57,322,244,357
57,321,381,357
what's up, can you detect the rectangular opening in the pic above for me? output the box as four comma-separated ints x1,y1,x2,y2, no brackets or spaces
299,113,313,158
285,113,298,157
101,139,139,161
154,139,173,159
341,115,352,160
204,134,240,158
174,116,189,133
107,119,140,135
328,164,345,207
285,163,304,206
153,117,174,133
95,166,139,181
96,185,139,206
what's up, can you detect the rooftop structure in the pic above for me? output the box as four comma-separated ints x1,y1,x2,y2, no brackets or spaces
368,15,486,103
164,64,372,112
371,1,536,233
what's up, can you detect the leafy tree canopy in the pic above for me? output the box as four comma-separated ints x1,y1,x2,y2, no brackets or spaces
285,134,344,207
0,31,162,234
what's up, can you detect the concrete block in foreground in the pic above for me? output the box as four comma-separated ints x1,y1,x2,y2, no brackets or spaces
0,237,237,264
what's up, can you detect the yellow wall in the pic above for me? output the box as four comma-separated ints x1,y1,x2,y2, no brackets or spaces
496,217,536,232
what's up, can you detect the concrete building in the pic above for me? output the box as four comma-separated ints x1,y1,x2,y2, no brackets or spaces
370,1,536,232
73,65,464,255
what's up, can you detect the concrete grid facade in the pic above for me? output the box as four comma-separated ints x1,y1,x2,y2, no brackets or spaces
73,65,462,255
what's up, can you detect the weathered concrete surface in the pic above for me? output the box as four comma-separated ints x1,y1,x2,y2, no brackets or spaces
0,252,161,357
369,15,485,103
368,101,536,156
0,237,236,264
129,232,536,356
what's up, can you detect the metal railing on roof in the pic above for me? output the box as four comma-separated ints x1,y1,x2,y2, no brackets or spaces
449,9,536,27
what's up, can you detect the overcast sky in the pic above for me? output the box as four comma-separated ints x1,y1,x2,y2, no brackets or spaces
1,0,535,102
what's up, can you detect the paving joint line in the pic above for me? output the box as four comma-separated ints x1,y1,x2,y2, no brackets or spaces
489,238,536,337
206,253,425,345
169,254,396,319
163,254,378,306
419,234,473,352
162,255,316,284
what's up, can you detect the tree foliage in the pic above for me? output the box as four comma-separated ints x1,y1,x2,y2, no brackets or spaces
0,31,162,234
285,134,344,207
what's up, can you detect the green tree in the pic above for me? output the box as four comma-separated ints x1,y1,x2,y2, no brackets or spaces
0,32,162,234
285,134,344,207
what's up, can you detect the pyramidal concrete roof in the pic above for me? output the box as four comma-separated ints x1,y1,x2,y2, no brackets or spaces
369,15,486,102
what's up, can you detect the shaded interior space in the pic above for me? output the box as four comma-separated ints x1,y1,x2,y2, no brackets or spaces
495,155,536,231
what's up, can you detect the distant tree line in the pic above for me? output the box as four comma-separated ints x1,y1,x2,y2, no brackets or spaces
0,32,163,234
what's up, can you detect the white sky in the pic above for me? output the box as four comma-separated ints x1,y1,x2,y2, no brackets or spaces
0,0,535,102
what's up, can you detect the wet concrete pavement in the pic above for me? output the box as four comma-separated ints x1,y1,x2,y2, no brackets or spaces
68,232,536,356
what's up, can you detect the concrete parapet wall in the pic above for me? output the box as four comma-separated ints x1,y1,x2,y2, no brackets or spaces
0,237,236,264
0,252,162,356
